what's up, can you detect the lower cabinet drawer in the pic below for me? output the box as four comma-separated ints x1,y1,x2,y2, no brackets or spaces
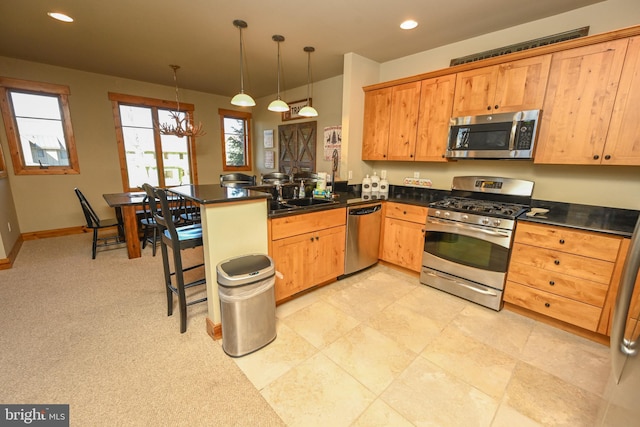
506,262,608,307
504,281,602,332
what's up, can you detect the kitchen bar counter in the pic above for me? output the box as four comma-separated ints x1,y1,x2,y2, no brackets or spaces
169,184,271,338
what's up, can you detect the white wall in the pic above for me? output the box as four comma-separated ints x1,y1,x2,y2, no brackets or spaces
253,75,344,180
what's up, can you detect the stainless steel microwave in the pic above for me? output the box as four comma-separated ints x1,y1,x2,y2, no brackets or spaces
445,110,541,159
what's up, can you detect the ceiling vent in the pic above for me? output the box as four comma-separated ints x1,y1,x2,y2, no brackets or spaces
450,26,590,66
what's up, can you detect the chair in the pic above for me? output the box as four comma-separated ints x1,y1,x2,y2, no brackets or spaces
140,184,162,256
74,188,125,259
154,187,207,333
220,173,257,187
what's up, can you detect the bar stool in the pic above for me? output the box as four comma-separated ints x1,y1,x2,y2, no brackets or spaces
154,187,207,333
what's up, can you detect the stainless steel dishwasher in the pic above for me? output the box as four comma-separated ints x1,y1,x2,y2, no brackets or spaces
343,202,383,276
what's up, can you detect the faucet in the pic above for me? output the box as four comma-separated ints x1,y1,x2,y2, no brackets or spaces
275,183,283,202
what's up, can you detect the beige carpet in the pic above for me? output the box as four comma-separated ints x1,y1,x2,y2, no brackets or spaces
0,234,285,426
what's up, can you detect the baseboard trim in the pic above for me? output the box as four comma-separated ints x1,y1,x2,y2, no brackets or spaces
0,235,23,270
22,226,85,241
206,317,222,341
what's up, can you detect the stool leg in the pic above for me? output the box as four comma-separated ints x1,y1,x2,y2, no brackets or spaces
173,248,188,333
92,229,98,259
160,240,173,316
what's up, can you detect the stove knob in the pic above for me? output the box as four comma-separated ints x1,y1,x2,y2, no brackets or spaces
444,212,451,218
481,218,490,225
435,210,441,217
462,214,469,220
493,219,502,227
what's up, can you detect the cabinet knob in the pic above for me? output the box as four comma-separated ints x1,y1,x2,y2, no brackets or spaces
403,211,407,215
410,154,414,158
554,259,560,265
604,154,611,160
559,239,565,244
593,154,600,160
549,281,555,286
315,236,319,241
545,303,551,308
486,106,491,111
310,237,314,242
494,105,499,110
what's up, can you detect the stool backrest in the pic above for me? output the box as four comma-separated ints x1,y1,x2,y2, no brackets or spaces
153,187,179,241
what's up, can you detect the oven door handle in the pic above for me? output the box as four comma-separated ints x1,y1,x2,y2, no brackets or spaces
425,271,499,296
426,218,511,238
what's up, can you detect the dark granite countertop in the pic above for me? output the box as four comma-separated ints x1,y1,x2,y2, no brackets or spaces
262,183,639,238
520,199,639,237
169,184,270,204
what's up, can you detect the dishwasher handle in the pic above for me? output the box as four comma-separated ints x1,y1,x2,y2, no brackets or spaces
348,204,382,216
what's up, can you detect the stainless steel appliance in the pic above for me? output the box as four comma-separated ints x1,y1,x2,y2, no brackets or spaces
597,214,640,424
421,176,534,310
446,110,540,159
343,202,382,276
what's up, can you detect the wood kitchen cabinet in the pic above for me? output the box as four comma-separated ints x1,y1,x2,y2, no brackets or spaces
362,82,421,160
534,39,629,165
600,36,640,165
414,74,456,162
380,202,427,272
269,208,346,302
452,55,551,117
505,221,624,333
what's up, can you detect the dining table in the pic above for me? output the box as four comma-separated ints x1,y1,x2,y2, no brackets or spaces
103,191,147,259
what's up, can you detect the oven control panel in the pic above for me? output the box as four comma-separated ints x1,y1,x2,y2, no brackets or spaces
428,208,515,231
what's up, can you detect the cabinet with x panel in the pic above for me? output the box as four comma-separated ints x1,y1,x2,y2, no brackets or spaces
278,121,316,173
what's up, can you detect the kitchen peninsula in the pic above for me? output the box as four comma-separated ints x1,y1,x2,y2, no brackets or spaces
169,184,271,339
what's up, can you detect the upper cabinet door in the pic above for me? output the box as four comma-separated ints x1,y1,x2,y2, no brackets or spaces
452,65,498,117
603,36,640,165
534,39,629,165
494,55,551,113
362,87,392,160
387,81,422,161
452,55,551,117
415,74,456,162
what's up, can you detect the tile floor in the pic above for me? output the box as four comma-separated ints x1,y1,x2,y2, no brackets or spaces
230,264,611,427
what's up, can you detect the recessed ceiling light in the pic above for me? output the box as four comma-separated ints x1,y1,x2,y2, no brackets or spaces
47,12,74,23
400,20,418,30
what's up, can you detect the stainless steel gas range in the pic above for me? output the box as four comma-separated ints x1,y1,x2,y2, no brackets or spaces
420,176,534,310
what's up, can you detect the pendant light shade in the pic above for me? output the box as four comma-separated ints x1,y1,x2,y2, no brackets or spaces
231,19,255,107
299,46,318,117
268,35,289,112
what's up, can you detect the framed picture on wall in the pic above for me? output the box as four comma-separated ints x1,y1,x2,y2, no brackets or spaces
282,99,312,122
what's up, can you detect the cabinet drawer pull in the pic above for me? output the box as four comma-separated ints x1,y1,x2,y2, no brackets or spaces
549,281,555,286
559,239,565,244
554,259,560,265
545,302,551,308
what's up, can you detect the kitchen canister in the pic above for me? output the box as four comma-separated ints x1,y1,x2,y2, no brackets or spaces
362,174,372,193
370,172,380,192
379,177,389,195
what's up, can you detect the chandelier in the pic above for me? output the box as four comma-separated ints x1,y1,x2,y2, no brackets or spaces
157,65,205,138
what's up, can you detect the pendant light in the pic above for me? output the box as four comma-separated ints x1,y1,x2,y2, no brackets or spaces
298,46,318,117
230,19,255,107
268,35,289,112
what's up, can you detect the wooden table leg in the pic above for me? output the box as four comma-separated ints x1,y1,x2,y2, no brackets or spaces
121,205,141,258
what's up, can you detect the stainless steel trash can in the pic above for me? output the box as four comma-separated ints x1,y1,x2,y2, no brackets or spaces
216,254,276,357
